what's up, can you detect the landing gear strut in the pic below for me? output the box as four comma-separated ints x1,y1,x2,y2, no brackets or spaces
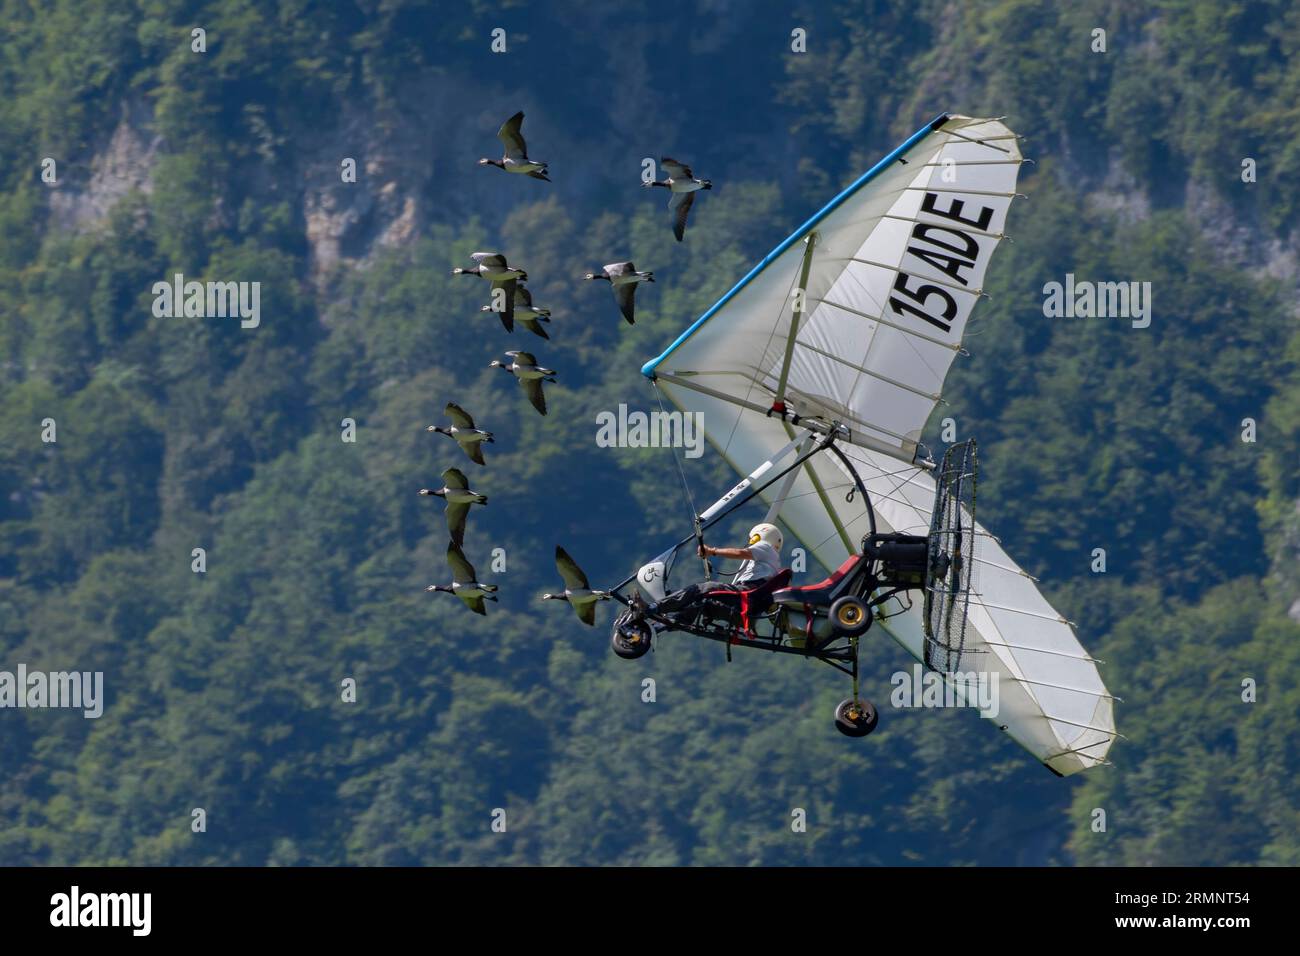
833,633,879,737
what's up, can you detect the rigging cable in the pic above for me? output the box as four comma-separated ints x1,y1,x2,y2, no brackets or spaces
652,379,713,578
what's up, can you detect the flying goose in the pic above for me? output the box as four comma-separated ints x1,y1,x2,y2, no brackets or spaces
583,262,654,324
453,252,528,331
478,111,550,181
427,403,494,466
644,158,712,241
480,283,552,338
488,350,555,416
418,468,488,546
541,545,610,626
427,540,498,615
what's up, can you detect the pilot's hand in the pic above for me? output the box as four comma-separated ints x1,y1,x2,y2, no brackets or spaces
697,542,709,558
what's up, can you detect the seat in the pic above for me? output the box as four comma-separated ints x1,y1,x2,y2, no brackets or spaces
700,568,793,631
772,554,862,608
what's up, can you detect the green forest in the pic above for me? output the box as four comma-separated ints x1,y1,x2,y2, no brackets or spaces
1,0,1298,865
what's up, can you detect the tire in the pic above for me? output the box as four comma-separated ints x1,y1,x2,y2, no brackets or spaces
611,618,652,659
834,698,879,737
829,595,872,637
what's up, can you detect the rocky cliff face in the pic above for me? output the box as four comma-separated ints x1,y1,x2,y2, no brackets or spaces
44,93,440,282
47,99,161,231
41,77,607,285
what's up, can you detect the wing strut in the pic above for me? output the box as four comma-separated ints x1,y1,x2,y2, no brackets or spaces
771,231,818,415
763,431,817,525
785,419,855,553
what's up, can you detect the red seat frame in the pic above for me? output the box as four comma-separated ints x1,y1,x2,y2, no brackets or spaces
700,568,793,632
771,554,863,606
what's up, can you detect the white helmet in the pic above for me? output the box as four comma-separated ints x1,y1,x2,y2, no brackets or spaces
748,522,783,552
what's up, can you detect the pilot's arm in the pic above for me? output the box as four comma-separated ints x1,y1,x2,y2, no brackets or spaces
698,543,752,560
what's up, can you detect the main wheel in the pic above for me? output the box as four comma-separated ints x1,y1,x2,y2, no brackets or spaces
829,595,873,637
834,697,878,737
611,617,653,659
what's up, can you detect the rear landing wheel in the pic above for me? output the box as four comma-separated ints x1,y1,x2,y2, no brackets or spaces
834,697,878,737
611,617,653,660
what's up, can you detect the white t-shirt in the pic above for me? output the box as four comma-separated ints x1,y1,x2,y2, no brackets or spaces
732,541,782,585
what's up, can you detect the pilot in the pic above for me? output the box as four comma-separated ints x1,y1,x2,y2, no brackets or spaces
637,523,784,617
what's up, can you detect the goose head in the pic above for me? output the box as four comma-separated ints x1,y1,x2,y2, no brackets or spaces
478,158,503,168
540,592,568,602
418,487,447,498
583,272,608,282
487,359,509,371
451,267,474,276
427,425,450,435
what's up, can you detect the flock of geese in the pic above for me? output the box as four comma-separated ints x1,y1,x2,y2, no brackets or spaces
425,110,713,621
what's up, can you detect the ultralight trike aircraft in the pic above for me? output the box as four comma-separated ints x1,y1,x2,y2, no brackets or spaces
565,115,1117,776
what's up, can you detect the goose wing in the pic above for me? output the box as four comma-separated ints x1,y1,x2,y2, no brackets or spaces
447,540,477,582
441,468,470,490
489,278,517,330
514,285,534,308
661,157,692,179
446,502,470,546
505,350,537,366
461,440,486,466
518,316,550,340
614,282,637,324
669,191,695,242
445,403,476,429
522,377,548,415
575,600,596,626
460,592,488,616
497,111,528,161
603,262,633,277
470,252,507,268
555,546,591,590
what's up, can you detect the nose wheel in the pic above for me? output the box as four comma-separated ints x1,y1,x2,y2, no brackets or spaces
834,697,878,737
611,614,653,660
